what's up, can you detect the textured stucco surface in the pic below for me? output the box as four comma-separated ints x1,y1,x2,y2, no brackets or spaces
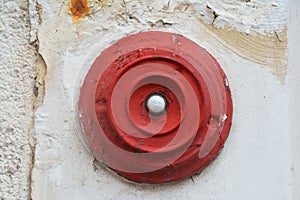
0,1,38,199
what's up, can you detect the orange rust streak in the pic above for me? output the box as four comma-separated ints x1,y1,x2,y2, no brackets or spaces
70,0,90,21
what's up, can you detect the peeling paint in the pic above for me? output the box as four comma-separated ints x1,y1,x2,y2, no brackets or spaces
33,54,47,110
197,21,287,83
191,0,287,35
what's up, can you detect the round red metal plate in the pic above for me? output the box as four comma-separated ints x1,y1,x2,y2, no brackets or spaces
78,31,233,184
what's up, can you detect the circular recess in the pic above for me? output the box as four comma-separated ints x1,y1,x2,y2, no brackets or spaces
78,31,233,184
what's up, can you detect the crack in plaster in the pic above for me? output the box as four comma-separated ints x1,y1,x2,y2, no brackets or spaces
27,0,47,199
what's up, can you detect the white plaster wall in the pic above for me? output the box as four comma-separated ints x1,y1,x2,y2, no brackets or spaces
287,0,300,199
0,0,299,199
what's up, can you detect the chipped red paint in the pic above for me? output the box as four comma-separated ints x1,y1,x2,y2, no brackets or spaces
79,31,233,183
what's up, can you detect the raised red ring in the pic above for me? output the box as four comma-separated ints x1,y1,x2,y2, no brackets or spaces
78,31,233,183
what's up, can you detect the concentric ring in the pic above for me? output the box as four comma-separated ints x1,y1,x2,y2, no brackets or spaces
78,31,233,183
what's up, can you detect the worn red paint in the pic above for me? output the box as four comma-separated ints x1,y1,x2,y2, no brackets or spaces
70,0,90,21
79,31,233,183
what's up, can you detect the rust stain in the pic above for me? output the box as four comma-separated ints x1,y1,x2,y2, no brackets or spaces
70,0,90,22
